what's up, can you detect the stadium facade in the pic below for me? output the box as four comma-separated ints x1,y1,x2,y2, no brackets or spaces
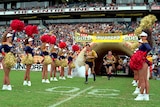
0,0,160,25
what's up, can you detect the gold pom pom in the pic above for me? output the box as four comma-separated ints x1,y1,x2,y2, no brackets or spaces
61,59,68,67
54,59,60,67
21,54,34,65
131,43,139,52
147,14,157,24
43,55,52,65
134,27,142,36
139,14,157,29
140,18,152,29
4,52,16,68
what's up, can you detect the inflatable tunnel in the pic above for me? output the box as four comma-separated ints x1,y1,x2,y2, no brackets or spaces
92,42,132,75
74,33,139,76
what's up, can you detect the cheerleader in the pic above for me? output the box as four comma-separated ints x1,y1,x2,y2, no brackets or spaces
67,51,75,78
132,39,143,94
0,31,16,90
103,51,116,80
132,39,143,86
59,49,68,80
22,38,34,86
50,45,59,81
84,44,98,84
130,30,152,101
41,43,52,83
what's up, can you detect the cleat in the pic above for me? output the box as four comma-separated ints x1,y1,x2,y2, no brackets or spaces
85,81,88,84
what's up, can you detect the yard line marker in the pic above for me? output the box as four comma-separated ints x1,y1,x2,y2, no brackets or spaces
48,86,93,107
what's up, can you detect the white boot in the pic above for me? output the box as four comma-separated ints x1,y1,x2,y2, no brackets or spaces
42,79,45,83
132,87,140,95
23,81,28,86
133,82,138,87
28,81,31,86
53,77,58,81
50,77,53,81
144,94,149,101
67,75,73,78
59,76,63,79
2,85,8,90
45,79,50,83
132,80,136,84
62,77,66,80
134,94,144,101
7,85,12,91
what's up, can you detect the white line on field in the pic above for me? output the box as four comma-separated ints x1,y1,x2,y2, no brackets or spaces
48,86,93,107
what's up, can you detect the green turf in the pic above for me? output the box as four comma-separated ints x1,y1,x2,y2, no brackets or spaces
0,70,159,107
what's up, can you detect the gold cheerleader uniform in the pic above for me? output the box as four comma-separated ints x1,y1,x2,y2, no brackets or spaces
21,45,34,65
0,42,16,68
59,55,67,67
41,51,52,65
50,52,60,67
68,56,75,68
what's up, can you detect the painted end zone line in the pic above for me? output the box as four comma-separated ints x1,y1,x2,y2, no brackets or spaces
48,86,93,107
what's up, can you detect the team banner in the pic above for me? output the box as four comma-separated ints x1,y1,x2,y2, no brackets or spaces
75,32,139,51
75,32,138,43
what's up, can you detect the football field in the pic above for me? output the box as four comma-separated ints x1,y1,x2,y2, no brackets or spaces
0,70,159,107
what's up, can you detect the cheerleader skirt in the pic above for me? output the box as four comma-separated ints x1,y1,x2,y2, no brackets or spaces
129,50,147,70
43,55,52,65
60,59,68,67
70,62,76,68
4,52,17,68
54,59,60,67
22,54,34,65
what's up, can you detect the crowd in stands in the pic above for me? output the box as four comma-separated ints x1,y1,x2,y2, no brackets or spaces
0,21,160,53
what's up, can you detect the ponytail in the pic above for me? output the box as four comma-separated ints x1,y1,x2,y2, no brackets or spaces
143,29,153,48
1,31,8,43
40,43,46,51
24,38,29,45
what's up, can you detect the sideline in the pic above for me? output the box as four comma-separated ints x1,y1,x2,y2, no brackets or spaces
48,86,93,107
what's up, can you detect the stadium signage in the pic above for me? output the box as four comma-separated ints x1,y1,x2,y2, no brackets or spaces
75,32,138,43
75,33,123,42
151,6,160,10
0,6,147,15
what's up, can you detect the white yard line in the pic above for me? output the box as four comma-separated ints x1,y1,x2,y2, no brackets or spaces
48,86,93,107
